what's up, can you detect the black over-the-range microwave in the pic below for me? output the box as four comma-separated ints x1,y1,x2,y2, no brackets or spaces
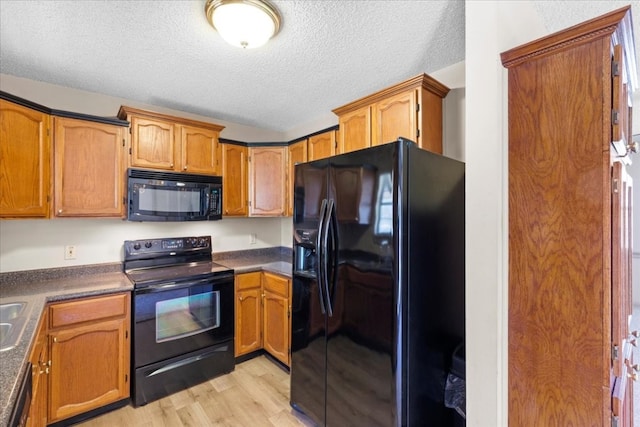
127,168,222,221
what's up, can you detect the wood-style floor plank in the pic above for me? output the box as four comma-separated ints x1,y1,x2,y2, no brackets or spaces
76,356,315,427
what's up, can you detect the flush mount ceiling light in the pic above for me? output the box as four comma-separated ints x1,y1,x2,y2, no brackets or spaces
205,0,281,49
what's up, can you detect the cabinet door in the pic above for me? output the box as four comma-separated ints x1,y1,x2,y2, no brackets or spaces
0,100,51,218
308,130,336,161
235,272,263,357
180,125,220,175
27,312,48,427
263,272,290,366
222,144,248,216
611,162,633,377
53,117,125,217
611,44,633,157
249,146,286,216
337,107,370,154
48,317,129,423
287,140,307,216
371,90,416,146
130,116,176,170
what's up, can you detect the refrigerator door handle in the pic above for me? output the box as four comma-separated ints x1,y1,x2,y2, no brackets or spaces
321,198,335,317
327,198,339,316
316,198,328,315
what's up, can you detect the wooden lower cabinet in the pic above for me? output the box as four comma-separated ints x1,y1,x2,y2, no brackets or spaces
235,271,291,366
27,312,48,427
262,272,290,366
46,292,130,424
235,272,262,356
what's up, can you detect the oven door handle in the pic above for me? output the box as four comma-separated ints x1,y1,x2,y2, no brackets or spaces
135,276,232,294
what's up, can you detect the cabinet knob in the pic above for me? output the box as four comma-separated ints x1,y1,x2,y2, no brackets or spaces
183,166,187,171
53,337,57,343
170,163,174,168
57,209,63,214
239,296,244,301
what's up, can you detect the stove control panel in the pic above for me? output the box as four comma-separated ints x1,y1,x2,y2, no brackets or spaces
124,236,211,259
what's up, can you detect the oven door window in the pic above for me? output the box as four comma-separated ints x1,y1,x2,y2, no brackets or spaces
155,290,220,343
133,279,234,368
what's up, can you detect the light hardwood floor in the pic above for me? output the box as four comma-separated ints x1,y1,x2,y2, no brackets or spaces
77,356,316,427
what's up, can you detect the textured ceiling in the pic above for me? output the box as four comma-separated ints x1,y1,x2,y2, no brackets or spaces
0,1,638,134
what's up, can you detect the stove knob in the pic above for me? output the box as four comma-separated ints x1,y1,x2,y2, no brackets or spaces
133,243,141,250
145,241,152,249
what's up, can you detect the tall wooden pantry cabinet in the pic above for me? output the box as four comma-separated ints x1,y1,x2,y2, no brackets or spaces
501,6,637,427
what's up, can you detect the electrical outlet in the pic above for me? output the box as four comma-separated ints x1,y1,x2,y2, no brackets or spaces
64,245,76,260
250,233,257,244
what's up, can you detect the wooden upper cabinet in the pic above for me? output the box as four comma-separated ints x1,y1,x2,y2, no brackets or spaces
333,73,449,154
181,125,221,174
308,130,336,161
249,146,286,216
287,140,308,216
53,117,125,217
222,143,248,216
0,99,51,218
371,90,416,146
337,106,370,154
129,116,176,170
118,106,224,175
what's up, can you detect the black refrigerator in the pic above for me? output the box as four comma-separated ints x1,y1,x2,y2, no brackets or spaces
290,139,465,426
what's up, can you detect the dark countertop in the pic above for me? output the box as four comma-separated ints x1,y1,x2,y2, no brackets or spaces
214,246,292,278
0,246,292,427
0,264,133,427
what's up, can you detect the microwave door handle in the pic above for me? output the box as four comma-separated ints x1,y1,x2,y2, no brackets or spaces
316,198,328,315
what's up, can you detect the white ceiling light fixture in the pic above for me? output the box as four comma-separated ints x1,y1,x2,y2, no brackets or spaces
205,0,281,49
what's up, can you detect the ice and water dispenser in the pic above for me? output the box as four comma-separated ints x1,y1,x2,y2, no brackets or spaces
293,228,317,276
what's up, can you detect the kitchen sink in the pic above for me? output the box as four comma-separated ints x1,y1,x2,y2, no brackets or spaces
0,302,29,352
0,302,26,322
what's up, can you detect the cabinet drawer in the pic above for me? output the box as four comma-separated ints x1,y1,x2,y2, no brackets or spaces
49,293,129,329
236,272,262,291
263,272,289,297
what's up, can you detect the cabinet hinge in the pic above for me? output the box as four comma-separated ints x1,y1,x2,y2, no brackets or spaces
125,330,129,339
123,196,126,206
612,344,619,361
122,138,125,147
612,110,619,125
613,179,619,194
612,60,620,77
129,127,132,134
416,103,420,112
416,129,420,138
125,374,129,383
129,147,132,155
288,308,290,318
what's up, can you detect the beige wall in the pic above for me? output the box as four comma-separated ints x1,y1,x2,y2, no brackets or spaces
0,74,292,272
